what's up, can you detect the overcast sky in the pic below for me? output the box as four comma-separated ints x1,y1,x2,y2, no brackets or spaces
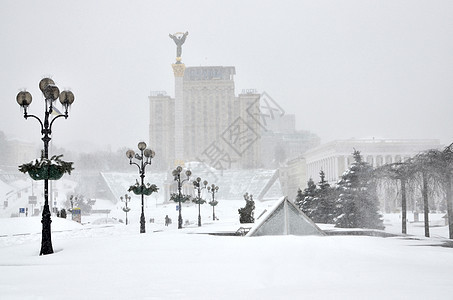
1,0,452,153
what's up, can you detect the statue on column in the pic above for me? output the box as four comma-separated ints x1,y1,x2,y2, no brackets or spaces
169,31,189,63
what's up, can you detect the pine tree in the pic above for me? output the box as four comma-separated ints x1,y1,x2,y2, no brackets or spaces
295,178,317,219
312,170,336,224
335,149,384,229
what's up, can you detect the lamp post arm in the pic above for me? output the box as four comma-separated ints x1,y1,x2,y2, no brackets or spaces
23,114,44,132
143,160,152,170
129,161,142,172
49,114,68,130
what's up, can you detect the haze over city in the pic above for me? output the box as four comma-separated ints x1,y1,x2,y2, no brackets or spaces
2,2,453,299
1,0,452,152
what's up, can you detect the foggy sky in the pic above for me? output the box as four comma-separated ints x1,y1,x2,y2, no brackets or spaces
1,0,452,153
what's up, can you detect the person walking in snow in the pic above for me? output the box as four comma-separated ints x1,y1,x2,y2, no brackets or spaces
165,215,169,226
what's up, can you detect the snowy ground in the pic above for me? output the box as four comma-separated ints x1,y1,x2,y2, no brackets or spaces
0,200,452,299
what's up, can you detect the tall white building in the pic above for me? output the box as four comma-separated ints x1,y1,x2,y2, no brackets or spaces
149,66,261,170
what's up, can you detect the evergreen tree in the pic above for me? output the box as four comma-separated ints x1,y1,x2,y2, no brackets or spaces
335,149,384,229
294,188,304,209
295,178,317,219
312,170,336,224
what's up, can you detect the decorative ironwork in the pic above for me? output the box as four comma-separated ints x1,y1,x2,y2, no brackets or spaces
16,78,75,256
126,142,156,233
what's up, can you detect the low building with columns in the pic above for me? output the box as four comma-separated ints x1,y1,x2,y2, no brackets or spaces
303,138,442,185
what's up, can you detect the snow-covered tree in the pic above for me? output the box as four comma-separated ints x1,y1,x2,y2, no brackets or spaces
295,178,317,219
375,161,415,234
412,147,452,237
311,170,336,224
335,149,384,229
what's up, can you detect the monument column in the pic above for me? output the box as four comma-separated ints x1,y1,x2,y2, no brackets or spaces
172,63,185,165
169,31,189,166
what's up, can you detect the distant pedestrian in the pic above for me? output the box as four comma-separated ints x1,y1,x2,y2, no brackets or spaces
165,215,170,226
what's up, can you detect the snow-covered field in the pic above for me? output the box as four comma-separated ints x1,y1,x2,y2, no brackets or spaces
1,201,452,300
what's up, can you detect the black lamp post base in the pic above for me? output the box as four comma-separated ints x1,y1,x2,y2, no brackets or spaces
140,213,146,233
178,200,183,229
40,209,53,255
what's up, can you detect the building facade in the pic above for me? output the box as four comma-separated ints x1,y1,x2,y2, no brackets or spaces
148,91,175,170
1,139,38,171
149,66,261,170
279,155,307,200
303,138,442,184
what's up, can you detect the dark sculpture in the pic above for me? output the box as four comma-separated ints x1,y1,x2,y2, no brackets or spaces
238,193,255,224
169,31,189,59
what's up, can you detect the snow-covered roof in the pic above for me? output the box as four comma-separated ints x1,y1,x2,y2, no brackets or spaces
247,196,325,237
100,167,283,203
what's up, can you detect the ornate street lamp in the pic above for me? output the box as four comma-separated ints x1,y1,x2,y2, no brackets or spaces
120,193,131,225
172,166,192,229
126,142,157,233
193,177,208,227
16,78,75,256
207,184,219,221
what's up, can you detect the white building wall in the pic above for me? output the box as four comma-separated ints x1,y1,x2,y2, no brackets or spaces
304,139,441,184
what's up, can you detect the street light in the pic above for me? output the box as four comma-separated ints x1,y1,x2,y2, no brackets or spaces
172,166,192,229
207,184,219,221
193,177,208,227
120,194,131,225
16,78,75,256
126,142,156,233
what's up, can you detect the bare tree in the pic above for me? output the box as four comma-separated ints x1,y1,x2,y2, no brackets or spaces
442,143,453,239
412,147,451,238
375,161,415,234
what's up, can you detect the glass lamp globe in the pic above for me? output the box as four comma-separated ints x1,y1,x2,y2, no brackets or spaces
126,150,135,159
144,149,153,158
16,91,32,107
138,142,147,151
59,90,75,106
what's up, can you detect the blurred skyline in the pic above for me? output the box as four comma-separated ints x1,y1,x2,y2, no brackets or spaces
1,0,452,153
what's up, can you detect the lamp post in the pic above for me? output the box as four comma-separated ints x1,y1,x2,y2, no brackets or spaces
126,142,155,233
120,194,131,225
207,184,219,221
16,78,75,256
172,166,192,229
193,177,208,227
